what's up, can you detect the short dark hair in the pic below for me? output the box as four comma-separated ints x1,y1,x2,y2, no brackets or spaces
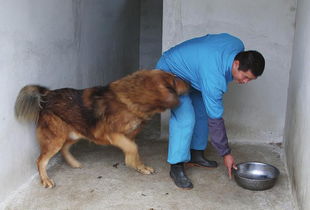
234,50,265,77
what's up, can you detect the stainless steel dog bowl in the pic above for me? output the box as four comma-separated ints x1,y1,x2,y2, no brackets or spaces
234,162,280,191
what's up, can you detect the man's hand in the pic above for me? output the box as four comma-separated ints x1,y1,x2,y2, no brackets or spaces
223,154,237,179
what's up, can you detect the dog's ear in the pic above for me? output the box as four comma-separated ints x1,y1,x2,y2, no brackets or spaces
162,72,189,96
157,72,189,108
172,76,189,95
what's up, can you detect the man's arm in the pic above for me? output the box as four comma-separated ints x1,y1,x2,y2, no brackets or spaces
199,72,237,178
208,117,237,178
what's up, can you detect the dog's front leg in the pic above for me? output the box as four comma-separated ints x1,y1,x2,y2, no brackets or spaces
108,133,154,174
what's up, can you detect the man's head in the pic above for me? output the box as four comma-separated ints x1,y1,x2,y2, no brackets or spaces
232,50,265,84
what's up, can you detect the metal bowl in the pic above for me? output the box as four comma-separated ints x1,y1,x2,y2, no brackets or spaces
233,161,280,191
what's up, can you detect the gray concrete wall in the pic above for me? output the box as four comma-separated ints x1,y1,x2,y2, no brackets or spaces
161,0,296,143
284,0,310,209
139,0,162,69
139,0,163,140
0,0,140,203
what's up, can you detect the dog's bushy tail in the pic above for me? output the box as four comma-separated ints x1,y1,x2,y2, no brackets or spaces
15,85,49,123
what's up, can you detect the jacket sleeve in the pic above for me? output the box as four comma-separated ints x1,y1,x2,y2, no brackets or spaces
208,117,231,156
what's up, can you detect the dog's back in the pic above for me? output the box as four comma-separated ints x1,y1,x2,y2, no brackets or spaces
15,85,102,136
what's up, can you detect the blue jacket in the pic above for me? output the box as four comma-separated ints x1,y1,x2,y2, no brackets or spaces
162,33,244,119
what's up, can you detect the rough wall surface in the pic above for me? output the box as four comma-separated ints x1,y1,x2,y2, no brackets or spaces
0,0,140,203
284,0,310,209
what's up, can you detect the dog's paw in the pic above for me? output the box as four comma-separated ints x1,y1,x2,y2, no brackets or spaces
70,162,83,168
41,178,55,188
137,165,155,175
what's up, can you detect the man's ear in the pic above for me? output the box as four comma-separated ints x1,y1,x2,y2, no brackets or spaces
233,60,239,70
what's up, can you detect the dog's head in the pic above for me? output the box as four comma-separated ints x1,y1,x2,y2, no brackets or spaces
149,70,189,109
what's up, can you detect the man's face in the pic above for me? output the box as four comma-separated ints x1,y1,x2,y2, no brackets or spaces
232,60,257,84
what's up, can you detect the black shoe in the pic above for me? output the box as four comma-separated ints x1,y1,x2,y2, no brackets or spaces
187,149,218,168
170,163,193,189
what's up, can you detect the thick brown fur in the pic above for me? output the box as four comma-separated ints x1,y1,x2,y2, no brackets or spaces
15,69,188,188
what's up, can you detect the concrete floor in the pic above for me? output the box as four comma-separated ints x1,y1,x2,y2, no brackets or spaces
2,138,296,210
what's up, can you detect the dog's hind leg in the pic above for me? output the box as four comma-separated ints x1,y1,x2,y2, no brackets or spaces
37,143,63,188
61,139,82,168
36,115,67,188
108,133,154,174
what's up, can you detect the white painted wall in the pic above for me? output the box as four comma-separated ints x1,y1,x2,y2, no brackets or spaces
161,0,296,143
284,0,310,209
0,0,140,203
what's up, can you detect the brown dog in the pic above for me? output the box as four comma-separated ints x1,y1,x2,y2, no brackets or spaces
15,69,188,188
